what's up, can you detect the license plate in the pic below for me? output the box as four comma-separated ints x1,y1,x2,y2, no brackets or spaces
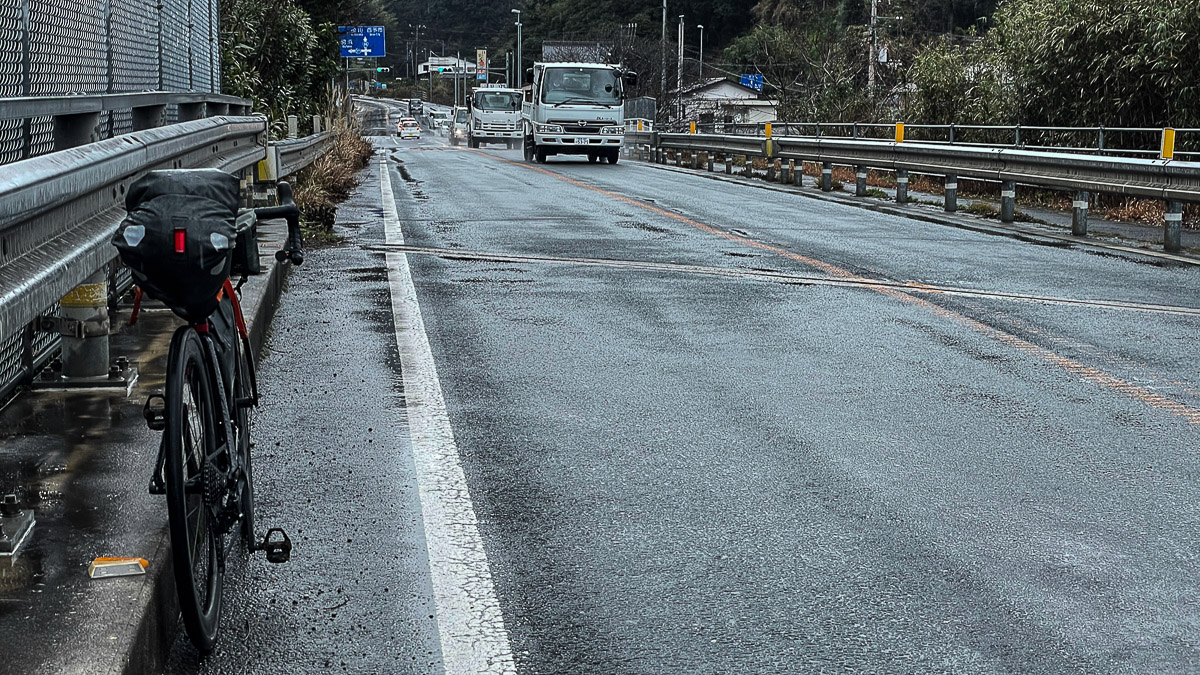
571,138,587,145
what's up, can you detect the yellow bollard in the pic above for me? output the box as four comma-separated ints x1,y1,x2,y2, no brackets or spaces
764,123,772,138
690,121,696,134
637,120,643,131
895,122,905,143
1161,128,1176,160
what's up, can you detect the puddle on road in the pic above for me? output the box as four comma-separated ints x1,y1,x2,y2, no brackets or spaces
616,221,673,235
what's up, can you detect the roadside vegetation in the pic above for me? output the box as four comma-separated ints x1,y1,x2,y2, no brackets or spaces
293,124,376,239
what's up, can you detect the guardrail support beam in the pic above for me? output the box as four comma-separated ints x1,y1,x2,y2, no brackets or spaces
766,159,777,182
821,162,833,192
896,170,909,204
287,115,299,139
131,104,167,131
1164,200,1183,252
1072,191,1089,236
52,112,101,151
1001,181,1016,222
855,166,868,197
178,102,205,122
944,174,958,213
707,153,714,172
742,156,752,179
782,160,792,184
312,114,322,134
725,155,732,174
691,152,698,170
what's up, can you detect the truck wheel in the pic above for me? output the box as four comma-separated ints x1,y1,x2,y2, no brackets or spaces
587,153,598,163
607,149,620,165
524,138,534,162
535,147,548,164
469,138,478,149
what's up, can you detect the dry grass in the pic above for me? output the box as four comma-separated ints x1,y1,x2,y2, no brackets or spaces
293,124,375,236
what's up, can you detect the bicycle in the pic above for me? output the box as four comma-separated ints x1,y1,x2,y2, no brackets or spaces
134,178,306,653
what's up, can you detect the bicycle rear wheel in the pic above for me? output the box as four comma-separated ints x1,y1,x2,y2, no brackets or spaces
235,332,256,547
164,327,224,653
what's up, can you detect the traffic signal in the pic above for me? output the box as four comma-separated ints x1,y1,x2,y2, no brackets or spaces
375,67,390,73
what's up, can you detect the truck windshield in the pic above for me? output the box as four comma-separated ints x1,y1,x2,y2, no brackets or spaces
455,110,468,123
541,68,621,105
474,91,522,111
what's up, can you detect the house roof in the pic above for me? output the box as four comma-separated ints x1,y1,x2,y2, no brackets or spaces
679,77,764,97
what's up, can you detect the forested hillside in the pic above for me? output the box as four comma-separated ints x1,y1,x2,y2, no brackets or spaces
218,0,1200,129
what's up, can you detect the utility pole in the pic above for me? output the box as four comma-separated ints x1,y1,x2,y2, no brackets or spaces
512,9,522,88
868,0,878,96
677,16,684,122
660,0,667,101
456,51,461,106
697,24,704,81
428,48,433,101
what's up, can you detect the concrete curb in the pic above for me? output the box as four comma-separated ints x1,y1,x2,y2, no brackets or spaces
633,158,1200,267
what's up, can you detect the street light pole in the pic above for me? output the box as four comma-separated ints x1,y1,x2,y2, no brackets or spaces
660,0,667,100
677,15,684,122
512,9,522,89
697,24,704,81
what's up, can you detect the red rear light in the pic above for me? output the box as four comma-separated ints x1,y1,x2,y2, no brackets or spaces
174,228,186,253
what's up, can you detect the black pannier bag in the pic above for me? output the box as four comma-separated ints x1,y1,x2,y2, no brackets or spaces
113,169,240,322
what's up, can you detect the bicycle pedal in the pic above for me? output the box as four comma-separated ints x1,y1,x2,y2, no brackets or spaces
143,395,166,431
147,477,165,495
261,528,292,564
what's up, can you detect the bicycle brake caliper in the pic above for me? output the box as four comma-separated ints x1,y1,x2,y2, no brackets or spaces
261,528,292,564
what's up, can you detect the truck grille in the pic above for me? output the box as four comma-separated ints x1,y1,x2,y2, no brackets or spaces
548,120,616,134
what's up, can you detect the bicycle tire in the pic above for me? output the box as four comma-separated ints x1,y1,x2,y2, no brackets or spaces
164,326,224,653
235,332,256,547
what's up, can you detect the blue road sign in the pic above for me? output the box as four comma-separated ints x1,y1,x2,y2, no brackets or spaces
739,74,764,92
339,26,386,58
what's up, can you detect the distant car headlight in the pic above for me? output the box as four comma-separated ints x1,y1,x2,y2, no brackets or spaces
535,124,563,134
600,126,625,134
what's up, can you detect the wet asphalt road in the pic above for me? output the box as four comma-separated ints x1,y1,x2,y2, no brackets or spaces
173,121,1200,673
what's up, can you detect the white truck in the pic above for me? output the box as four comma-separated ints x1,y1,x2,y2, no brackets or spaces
467,85,524,150
522,62,637,165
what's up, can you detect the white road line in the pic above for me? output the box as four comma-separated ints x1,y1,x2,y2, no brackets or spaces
379,157,517,674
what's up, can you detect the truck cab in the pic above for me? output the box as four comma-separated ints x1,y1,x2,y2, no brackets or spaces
448,106,470,146
522,62,637,165
468,86,524,150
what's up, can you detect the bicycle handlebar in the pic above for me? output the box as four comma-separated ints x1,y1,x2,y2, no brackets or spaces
254,181,304,266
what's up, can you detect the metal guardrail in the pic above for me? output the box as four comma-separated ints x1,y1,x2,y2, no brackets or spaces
0,92,252,122
0,115,267,396
635,130,1200,254
267,131,336,180
666,122,1200,161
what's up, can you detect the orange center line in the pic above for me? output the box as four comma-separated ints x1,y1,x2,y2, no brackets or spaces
468,149,1200,426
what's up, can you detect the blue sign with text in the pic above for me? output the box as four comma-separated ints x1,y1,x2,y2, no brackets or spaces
339,26,386,58
739,74,764,92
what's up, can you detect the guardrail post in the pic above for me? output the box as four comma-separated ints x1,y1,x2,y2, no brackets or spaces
1164,200,1183,252
287,115,299,139
742,155,752,178
944,174,958,212
1072,190,1089,235
821,162,833,191
312,115,322,134
178,102,205,122
766,158,776,182
131,104,166,131
707,153,714,172
855,166,867,197
725,155,732,174
676,150,682,167
1000,181,1016,222
691,152,698,170
59,270,110,379
52,113,101,151
782,160,792,184
895,170,909,204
